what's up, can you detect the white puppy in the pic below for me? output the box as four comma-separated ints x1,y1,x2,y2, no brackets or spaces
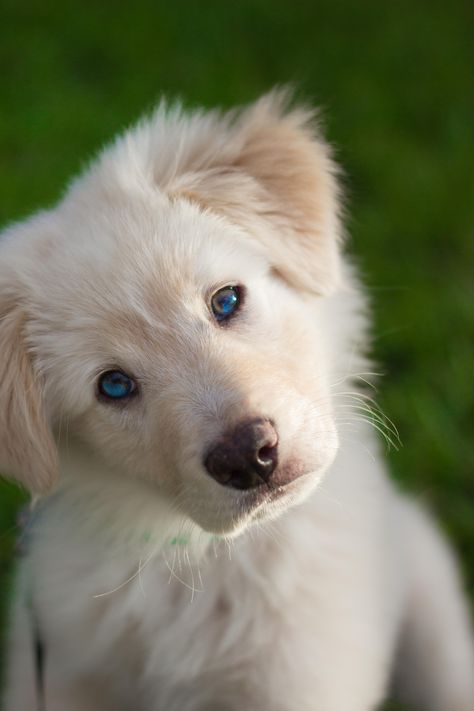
1,92,473,710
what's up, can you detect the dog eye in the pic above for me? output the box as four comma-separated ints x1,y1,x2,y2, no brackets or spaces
97,370,137,401
211,286,242,322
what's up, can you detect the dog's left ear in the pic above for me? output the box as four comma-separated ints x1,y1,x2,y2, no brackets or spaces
0,291,58,494
175,91,343,295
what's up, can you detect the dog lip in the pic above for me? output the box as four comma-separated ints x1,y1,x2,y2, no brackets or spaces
236,463,310,510
236,486,283,513
268,460,309,488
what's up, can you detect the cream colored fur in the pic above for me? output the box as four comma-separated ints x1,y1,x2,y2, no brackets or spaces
1,92,473,710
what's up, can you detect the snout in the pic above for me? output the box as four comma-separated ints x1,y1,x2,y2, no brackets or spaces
204,419,278,490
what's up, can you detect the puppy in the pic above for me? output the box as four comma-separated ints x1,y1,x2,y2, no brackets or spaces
1,92,473,710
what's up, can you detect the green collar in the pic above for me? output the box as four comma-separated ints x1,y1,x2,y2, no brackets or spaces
142,533,220,546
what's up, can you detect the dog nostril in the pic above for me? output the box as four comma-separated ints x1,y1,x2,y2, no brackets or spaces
257,445,276,466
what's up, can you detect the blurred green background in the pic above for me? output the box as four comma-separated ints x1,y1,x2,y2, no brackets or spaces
0,1,473,708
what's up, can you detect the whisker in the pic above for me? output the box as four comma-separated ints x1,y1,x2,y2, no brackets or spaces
93,546,157,598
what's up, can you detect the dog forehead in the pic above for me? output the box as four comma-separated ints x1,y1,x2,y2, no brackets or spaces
33,196,265,339
72,193,256,271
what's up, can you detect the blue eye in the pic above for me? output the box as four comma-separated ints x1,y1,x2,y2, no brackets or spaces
98,370,137,401
211,286,241,322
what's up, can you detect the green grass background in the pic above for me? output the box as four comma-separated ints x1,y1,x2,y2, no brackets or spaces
0,1,473,707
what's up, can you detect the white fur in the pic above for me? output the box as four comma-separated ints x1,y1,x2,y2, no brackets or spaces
1,92,473,710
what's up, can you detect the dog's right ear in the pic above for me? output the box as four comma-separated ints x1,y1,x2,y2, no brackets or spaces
166,90,343,296
0,292,58,494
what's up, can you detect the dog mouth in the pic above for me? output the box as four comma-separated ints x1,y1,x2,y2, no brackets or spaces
234,465,314,517
177,460,318,536
240,481,288,507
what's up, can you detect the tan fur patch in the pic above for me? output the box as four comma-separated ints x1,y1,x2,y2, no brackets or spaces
0,303,57,493
168,92,342,294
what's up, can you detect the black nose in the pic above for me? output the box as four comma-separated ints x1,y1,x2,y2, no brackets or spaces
204,419,278,490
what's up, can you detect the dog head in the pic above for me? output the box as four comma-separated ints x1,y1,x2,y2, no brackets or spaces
0,92,347,536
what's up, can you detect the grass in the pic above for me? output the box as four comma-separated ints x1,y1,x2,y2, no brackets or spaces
0,1,473,707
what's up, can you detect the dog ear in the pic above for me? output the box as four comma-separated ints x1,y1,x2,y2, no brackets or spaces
173,91,343,295
0,296,58,494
